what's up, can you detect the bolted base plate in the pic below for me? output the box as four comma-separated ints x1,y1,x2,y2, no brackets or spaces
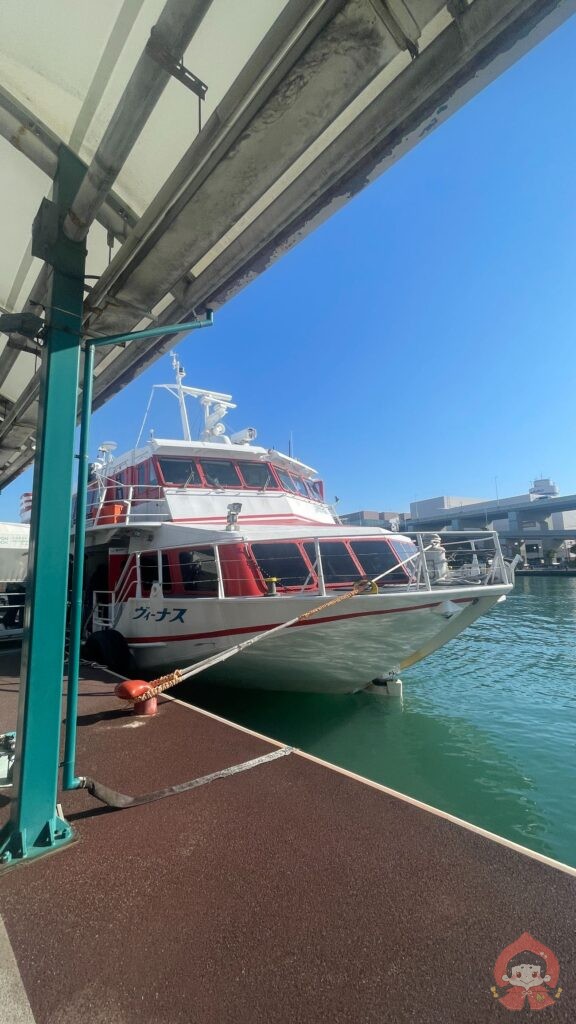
0,814,74,869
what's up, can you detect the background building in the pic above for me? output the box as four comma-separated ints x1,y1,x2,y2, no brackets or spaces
343,479,576,565
339,509,405,531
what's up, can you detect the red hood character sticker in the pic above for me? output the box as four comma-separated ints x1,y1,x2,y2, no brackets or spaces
491,933,562,1011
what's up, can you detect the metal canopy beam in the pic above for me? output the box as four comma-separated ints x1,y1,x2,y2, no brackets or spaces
0,85,138,242
63,0,216,243
0,0,216,484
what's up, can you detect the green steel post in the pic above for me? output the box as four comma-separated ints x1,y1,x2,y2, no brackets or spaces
61,317,213,790
62,343,94,791
0,147,87,864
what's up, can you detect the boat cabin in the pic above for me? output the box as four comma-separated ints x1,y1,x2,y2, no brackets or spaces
93,530,418,612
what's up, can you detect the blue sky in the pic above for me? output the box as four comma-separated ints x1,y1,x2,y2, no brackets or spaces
2,15,576,520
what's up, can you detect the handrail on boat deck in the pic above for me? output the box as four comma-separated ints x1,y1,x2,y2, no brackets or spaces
90,530,511,632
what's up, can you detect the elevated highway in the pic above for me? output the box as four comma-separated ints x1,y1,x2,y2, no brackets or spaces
406,493,576,531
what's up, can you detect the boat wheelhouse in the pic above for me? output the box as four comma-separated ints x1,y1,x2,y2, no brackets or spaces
80,356,514,694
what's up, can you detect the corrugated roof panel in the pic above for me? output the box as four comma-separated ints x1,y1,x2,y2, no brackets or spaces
0,351,38,405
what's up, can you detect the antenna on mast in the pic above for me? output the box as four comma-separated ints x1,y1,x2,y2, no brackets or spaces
171,351,192,441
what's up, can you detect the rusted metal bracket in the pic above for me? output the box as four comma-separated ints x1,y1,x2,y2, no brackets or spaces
146,30,207,101
368,0,420,60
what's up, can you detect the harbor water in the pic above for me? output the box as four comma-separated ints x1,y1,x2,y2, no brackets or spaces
183,576,576,868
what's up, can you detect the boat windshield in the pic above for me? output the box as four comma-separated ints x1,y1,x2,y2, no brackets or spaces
199,459,242,487
275,469,298,493
318,542,362,585
389,539,419,572
158,458,200,486
350,539,414,583
240,463,276,488
307,480,323,500
251,542,311,588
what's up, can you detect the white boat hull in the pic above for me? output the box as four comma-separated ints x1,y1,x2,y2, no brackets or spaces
117,585,509,693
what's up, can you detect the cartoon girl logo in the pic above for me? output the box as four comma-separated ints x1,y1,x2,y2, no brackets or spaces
491,933,562,1011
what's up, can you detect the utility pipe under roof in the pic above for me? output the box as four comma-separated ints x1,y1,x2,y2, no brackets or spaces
63,0,215,243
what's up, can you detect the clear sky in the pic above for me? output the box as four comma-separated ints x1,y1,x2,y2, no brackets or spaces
2,15,576,521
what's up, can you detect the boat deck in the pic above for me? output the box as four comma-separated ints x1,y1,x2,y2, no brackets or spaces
0,651,575,1023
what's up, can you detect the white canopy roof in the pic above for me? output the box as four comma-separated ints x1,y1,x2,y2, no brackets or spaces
0,0,573,487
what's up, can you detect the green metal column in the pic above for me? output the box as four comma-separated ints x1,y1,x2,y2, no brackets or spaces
0,147,87,864
62,342,94,791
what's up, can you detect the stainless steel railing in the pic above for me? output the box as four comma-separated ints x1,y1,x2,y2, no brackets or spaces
89,532,510,629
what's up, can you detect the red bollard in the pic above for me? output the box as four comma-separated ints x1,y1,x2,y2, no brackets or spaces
114,679,157,717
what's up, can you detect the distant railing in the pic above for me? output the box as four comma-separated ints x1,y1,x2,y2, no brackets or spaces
0,587,26,631
85,479,171,526
404,530,511,589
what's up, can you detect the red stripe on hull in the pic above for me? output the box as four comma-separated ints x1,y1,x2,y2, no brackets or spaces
128,598,474,644
172,514,326,525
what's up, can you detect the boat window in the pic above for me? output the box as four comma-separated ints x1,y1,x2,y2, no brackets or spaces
199,460,242,488
389,539,419,576
160,553,172,593
303,542,319,570
178,548,219,594
319,541,362,585
139,552,159,592
239,462,277,489
137,462,147,487
291,476,309,498
140,552,172,593
158,458,200,486
275,469,298,493
307,480,324,501
251,542,311,588
112,477,124,501
149,461,159,485
350,540,407,583
86,487,98,518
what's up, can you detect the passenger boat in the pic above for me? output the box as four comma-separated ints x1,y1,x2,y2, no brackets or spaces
0,518,29,640
80,355,513,693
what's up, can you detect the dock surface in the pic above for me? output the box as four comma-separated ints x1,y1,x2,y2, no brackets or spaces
0,652,575,1023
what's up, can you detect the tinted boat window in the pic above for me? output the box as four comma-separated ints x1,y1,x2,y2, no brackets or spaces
199,460,242,487
306,480,323,500
240,462,276,488
140,552,158,592
303,542,318,569
276,469,297,493
159,458,199,485
389,539,419,576
319,542,361,585
350,540,401,581
291,476,309,498
139,552,171,593
160,553,172,592
251,542,310,588
179,549,218,594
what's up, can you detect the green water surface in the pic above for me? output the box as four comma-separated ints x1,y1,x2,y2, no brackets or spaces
181,577,576,867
